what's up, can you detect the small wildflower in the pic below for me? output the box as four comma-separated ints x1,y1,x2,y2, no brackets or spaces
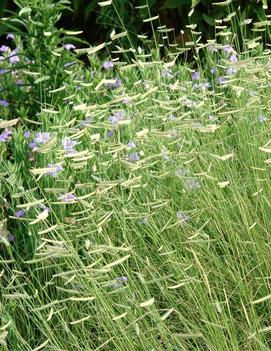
0,130,12,142
176,211,190,226
34,132,51,144
106,130,113,138
58,193,77,202
218,76,227,85
108,111,125,125
127,141,136,148
15,210,26,218
258,114,267,123
192,71,200,80
229,54,238,63
116,276,128,284
28,142,38,151
9,49,19,64
64,44,76,50
223,45,234,54
46,163,64,177
62,137,78,154
6,33,15,40
0,100,9,107
0,45,9,52
226,66,237,76
127,152,140,163
24,130,31,139
102,60,114,70
106,78,122,89
208,45,217,53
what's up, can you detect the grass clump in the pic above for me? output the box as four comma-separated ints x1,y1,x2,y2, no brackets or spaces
1,1,271,350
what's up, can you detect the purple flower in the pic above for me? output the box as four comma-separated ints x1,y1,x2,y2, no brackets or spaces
28,142,38,151
102,60,114,70
0,100,9,107
58,193,77,202
24,130,31,139
127,141,136,148
0,45,9,52
64,44,76,50
176,211,190,226
258,114,267,123
208,45,217,53
46,163,64,177
223,45,234,54
106,130,113,138
62,137,78,154
192,71,200,80
106,78,122,89
34,132,51,144
229,54,238,63
6,33,15,40
127,152,140,163
15,210,26,218
9,49,19,64
0,130,12,142
116,276,128,284
218,76,227,85
108,111,125,125
0,56,4,61
226,67,237,76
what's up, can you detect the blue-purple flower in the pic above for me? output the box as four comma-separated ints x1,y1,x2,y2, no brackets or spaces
62,137,78,154
9,49,19,64
15,210,26,218
108,111,125,125
0,100,9,107
106,78,122,89
223,45,234,54
192,71,200,80
0,130,12,142
218,76,227,85
46,164,64,177
58,193,77,202
6,33,15,40
64,44,76,50
24,130,31,139
127,152,140,163
34,132,51,144
229,54,238,63
0,45,9,53
103,60,114,70
127,141,136,148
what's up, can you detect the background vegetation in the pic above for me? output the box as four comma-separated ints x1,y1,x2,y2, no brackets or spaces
0,0,270,46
